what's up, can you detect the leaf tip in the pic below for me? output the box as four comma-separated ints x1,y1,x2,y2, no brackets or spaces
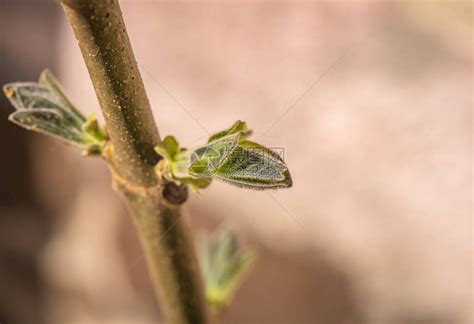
38,69,59,87
282,168,293,188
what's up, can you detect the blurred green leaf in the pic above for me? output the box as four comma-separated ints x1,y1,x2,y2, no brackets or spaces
38,69,86,125
200,229,255,314
9,108,85,144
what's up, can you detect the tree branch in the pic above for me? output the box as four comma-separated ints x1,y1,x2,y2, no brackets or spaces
59,0,209,323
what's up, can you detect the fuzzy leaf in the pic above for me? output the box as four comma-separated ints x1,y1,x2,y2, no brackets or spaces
3,70,107,154
189,132,242,177
213,140,292,189
4,81,85,128
9,109,85,145
38,69,86,124
189,122,292,189
206,120,250,143
155,121,292,192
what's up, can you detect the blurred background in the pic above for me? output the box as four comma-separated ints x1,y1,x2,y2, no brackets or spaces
0,1,472,323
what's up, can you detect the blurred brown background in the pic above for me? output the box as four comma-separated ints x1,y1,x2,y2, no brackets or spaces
0,1,472,323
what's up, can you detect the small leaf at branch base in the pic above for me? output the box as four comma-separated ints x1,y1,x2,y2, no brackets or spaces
155,135,180,160
155,136,212,193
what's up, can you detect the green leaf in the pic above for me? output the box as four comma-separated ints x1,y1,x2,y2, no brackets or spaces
4,81,84,128
190,122,292,189
189,131,243,177
179,177,212,192
9,109,85,145
200,229,255,314
155,136,212,193
188,122,253,178
155,121,292,192
38,69,86,124
206,120,250,143
155,135,180,160
81,113,107,143
3,70,107,155
213,140,292,189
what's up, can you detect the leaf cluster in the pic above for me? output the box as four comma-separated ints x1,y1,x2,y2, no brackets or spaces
3,70,107,155
155,121,292,192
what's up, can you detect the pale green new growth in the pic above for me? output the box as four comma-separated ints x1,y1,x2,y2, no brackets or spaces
200,229,255,314
155,136,212,192
3,70,107,155
155,121,293,192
